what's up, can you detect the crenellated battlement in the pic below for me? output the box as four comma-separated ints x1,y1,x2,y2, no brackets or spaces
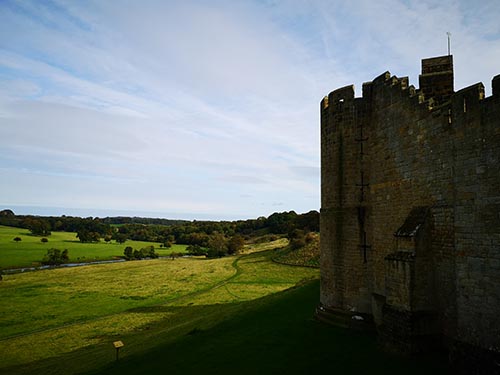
328,84,355,101
323,55,499,124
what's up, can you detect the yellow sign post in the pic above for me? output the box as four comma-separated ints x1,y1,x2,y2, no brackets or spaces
113,340,124,361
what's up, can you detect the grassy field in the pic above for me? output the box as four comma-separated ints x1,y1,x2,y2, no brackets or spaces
93,280,448,375
0,238,448,374
0,225,186,269
0,239,319,373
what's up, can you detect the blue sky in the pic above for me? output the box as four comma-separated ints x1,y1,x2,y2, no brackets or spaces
1,0,499,220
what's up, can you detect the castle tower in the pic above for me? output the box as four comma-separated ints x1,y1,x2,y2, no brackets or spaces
419,55,454,105
319,55,500,373
318,82,373,326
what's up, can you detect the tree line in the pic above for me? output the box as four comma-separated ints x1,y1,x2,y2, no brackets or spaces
1,209,319,258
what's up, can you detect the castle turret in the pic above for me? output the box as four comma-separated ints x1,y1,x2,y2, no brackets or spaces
319,55,500,373
419,55,454,105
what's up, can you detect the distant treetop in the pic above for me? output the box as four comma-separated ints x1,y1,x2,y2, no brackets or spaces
0,209,15,217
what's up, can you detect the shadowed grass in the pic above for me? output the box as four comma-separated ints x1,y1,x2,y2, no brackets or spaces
2,280,448,375
89,280,447,375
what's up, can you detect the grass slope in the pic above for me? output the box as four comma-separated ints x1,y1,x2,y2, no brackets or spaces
0,242,447,375
89,279,447,375
273,233,320,268
0,242,318,373
0,257,235,341
0,225,186,269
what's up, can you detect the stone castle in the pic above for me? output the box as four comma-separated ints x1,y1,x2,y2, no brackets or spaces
318,55,500,373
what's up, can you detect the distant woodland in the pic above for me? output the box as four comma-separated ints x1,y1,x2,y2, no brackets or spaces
0,209,318,258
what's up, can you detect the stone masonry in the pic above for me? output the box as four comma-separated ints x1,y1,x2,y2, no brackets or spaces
318,55,500,373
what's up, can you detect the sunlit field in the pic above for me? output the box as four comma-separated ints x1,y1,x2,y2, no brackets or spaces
0,240,319,373
0,236,447,375
0,225,186,269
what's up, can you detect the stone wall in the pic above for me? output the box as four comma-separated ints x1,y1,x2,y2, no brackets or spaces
450,79,500,352
320,55,500,367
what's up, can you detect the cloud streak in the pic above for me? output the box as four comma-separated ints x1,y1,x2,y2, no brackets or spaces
0,0,499,219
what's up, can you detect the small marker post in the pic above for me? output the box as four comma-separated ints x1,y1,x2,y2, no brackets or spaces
113,340,124,361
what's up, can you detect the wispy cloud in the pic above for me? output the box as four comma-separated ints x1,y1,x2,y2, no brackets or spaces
0,0,498,219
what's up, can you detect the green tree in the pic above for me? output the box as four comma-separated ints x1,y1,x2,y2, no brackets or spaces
288,229,306,250
53,220,64,231
124,246,133,260
267,211,297,234
24,218,51,236
41,237,48,243
139,245,158,259
76,230,100,243
294,210,320,232
13,237,21,242
0,209,15,217
114,233,127,244
42,248,69,265
207,232,227,258
227,235,245,255
186,244,206,256
148,246,158,258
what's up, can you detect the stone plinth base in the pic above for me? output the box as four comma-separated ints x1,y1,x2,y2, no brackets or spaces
315,303,375,331
379,305,441,355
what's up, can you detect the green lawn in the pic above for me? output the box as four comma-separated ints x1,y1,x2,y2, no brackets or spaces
0,239,448,375
0,241,318,372
91,280,448,375
0,225,186,269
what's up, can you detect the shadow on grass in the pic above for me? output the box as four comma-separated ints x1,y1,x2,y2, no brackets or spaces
3,280,449,375
88,280,448,375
